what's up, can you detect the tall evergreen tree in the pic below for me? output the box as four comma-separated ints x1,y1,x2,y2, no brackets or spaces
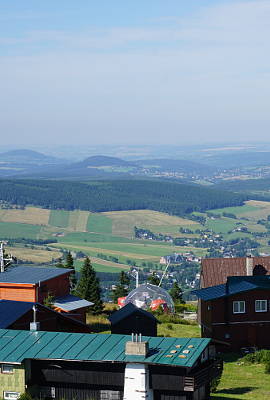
169,282,185,304
147,272,160,286
75,257,103,314
65,251,77,289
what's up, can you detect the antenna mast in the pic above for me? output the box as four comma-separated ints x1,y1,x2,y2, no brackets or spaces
0,241,14,273
130,268,139,288
158,261,170,287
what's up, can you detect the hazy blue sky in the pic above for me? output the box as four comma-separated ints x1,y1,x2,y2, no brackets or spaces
1,1,269,146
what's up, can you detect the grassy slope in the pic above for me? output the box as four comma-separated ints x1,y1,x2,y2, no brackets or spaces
0,221,41,239
211,354,270,399
87,213,112,234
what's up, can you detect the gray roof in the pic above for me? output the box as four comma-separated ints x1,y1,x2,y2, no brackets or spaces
53,295,93,311
0,266,72,284
109,303,158,325
193,275,270,301
0,300,35,328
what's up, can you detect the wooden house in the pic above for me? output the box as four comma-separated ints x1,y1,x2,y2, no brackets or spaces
0,329,222,400
0,266,92,323
193,275,270,350
109,303,159,336
200,256,270,288
0,299,91,333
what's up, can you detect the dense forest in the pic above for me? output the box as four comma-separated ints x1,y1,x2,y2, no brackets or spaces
0,179,246,215
216,178,270,201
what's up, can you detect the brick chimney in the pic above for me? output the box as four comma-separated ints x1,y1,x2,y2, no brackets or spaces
246,256,253,276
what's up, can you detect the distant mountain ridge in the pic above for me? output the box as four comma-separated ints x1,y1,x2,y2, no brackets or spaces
0,149,62,162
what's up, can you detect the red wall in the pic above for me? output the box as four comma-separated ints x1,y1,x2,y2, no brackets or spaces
37,273,71,303
201,289,270,350
0,273,71,304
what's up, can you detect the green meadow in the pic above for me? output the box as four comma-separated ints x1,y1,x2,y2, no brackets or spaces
49,210,70,228
0,222,41,239
87,214,112,234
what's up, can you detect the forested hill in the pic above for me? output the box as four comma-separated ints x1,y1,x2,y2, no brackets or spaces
0,179,246,215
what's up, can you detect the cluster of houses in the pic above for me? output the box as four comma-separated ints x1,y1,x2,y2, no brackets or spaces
160,252,201,265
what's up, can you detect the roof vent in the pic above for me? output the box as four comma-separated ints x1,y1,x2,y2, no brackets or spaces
125,333,149,356
30,305,40,331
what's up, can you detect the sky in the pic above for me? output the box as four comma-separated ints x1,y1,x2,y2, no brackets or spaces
0,0,270,147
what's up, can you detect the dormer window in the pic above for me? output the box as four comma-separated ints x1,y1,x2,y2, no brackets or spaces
233,301,245,314
255,300,267,312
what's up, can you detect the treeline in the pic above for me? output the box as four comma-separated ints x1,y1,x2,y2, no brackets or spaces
215,178,270,201
0,179,246,216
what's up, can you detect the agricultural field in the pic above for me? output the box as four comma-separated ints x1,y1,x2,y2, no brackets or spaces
104,210,197,238
87,214,112,234
6,246,61,263
0,221,41,239
0,206,50,225
48,210,70,228
2,201,270,272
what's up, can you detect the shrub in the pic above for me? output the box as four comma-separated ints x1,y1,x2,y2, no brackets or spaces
18,393,32,400
167,324,173,330
265,361,270,374
210,376,221,393
156,313,196,325
243,350,270,365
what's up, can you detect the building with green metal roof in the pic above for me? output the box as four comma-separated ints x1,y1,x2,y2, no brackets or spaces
0,329,222,400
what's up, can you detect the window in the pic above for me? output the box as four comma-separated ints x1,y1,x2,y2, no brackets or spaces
2,364,13,374
255,300,268,312
233,301,245,314
3,392,20,400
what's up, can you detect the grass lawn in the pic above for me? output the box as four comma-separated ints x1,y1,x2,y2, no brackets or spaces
87,213,112,234
211,353,270,399
0,221,41,239
157,322,200,338
49,210,70,228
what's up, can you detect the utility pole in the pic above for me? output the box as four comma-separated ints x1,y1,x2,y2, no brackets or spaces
0,241,14,273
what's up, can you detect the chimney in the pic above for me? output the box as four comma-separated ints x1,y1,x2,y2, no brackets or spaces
246,256,253,276
125,333,149,356
30,305,40,331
